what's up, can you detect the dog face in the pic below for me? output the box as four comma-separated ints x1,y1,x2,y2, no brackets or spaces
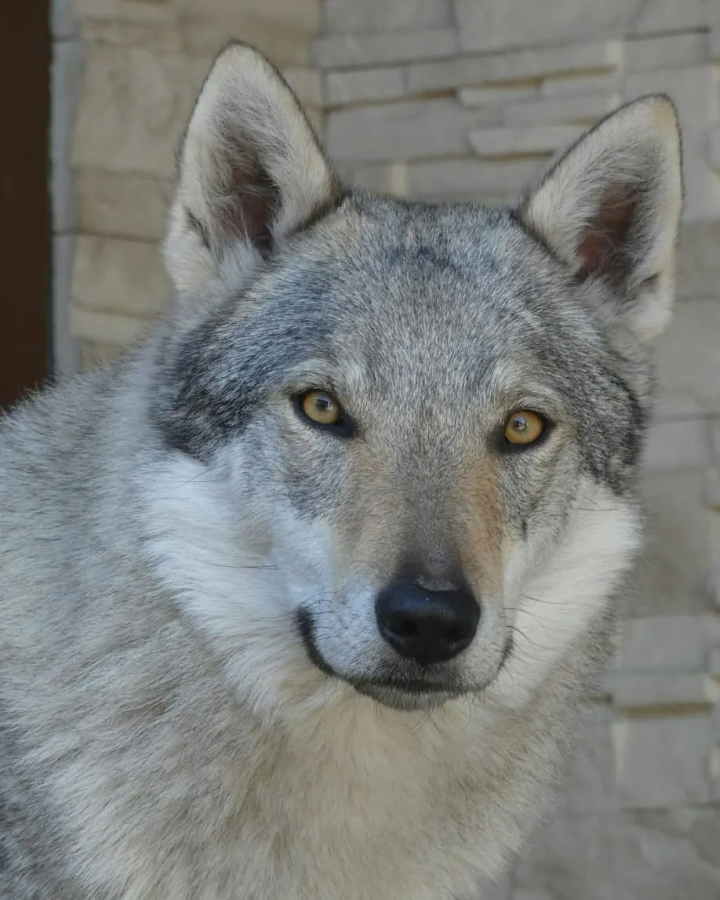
147,45,682,713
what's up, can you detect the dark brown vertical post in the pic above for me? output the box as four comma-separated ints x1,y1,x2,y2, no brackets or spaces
0,1,51,408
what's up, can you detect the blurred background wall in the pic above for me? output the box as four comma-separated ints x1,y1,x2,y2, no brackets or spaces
52,1,720,896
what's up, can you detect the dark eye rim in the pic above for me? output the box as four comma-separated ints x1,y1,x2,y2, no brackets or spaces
292,390,356,438
497,410,552,454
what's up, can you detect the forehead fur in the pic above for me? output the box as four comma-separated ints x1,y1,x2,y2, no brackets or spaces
152,192,647,468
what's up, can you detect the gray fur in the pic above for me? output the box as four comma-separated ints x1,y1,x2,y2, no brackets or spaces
1,44,682,900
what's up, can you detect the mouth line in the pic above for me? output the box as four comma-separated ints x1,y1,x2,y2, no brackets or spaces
296,609,515,698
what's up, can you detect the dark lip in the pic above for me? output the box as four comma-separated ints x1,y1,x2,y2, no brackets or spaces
296,609,514,697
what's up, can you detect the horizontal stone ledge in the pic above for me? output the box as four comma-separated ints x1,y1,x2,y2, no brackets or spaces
312,27,457,70
541,71,621,98
606,672,719,709
324,66,406,106
326,99,493,163
458,84,538,108
503,93,621,127
70,307,150,347
406,40,623,94
469,124,583,158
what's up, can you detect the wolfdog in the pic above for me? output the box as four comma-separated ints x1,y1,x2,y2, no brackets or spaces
0,41,682,900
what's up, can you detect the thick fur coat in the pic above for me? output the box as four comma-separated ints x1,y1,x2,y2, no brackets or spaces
0,43,682,900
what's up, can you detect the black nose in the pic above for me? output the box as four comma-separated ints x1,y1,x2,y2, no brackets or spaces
375,583,480,665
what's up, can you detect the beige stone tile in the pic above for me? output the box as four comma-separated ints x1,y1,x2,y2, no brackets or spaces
559,704,621,816
629,0,720,34
629,469,714,617
643,420,711,472
458,85,538,108
469,124,583,158
676,221,720,300
80,19,183,53
79,340,127,369
71,236,170,318
325,67,406,106
76,169,171,241
72,45,208,176
70,308,150,347
613,714,714,807
406,41,622,93
625,32,708,71
173,0,320,34
326,99,480,163
541,71,621,98
313,28,457,70
623,66,720,223
178,13,315,66
502,94,621,127
614,616,713,673
655,300,720,415
74,0,174,24
454,0,629,53
323,0,451,36
407,158,543,200
282,67,322,108
514,808,720,899
336,162,409,195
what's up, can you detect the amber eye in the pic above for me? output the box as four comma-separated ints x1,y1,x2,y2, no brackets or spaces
299,390,344,427
503,410,545,446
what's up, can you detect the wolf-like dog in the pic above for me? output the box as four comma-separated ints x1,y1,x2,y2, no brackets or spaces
0,42,682,900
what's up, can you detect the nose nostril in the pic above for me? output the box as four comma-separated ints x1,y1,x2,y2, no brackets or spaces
388,616,419,638
445,625,468,644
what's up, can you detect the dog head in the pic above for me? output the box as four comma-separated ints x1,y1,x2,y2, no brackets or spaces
146,44,682,713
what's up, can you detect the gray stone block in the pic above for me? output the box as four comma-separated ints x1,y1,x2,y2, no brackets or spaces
630,469,714,617
453,0,629,54
323,0,451,36
326,99,482,163
336,162,409,195
614,616,712,673
407,158,544,201
614,714,714,807
406,41,622,94
469,125,584,159
643,420,711,471
502,94,621,127
608,672,717,709
624,66,720,223
541,72,621,98
325,67,406,106
676,221,720,299
514,808,720,900
655,300,720,416
312,28,457,69
458,86,538,108
559,704,621,816
629,0,720,35
625,32,708,72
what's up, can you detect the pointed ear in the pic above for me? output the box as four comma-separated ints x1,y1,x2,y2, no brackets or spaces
164,42,340,294
518,95,683,344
